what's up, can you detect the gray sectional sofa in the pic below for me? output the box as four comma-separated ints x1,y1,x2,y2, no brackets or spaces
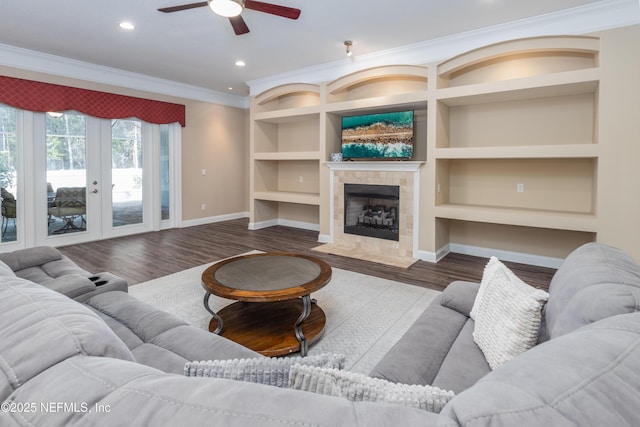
371,242,640,424
0,246,127,302
1,243,640,426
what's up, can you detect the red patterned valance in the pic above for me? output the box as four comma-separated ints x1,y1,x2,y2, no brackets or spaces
0,75,186,127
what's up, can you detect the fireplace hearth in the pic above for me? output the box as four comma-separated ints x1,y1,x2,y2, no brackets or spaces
344,184,400,241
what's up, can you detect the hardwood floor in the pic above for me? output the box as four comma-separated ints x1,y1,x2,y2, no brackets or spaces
57,218,556,291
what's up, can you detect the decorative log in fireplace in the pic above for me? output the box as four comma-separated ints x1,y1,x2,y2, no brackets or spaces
344,184,400,241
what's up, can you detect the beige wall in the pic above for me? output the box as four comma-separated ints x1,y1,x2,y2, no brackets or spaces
594,24,640,260
0,65,249,223
181,102,247,220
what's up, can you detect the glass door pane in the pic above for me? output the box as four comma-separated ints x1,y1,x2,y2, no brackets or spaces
111,119,143,227
46,112,88,236
160,124,170,221
0,105,17,243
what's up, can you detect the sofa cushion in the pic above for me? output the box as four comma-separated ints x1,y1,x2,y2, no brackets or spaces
442,311,640,427
1,356,443,426
85,291,260,374
472,257,549,369
289,364,455,413
431,320,490,393
0,277,135,402
540,242,640,341
370,294,485,393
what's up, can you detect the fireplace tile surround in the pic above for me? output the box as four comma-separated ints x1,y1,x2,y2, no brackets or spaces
317,162,424,268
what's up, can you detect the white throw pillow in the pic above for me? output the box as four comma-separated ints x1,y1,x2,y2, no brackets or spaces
184,353,345,387
472,257,549,370
288,364,455,413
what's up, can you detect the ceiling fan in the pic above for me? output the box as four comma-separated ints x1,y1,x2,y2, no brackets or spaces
158,0,301,35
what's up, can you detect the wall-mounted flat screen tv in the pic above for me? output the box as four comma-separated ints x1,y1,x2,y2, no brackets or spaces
341,111,414,160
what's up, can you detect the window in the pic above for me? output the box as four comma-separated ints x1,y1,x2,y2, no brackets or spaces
111,119,143,227
45,112,87,235
0,105,17,243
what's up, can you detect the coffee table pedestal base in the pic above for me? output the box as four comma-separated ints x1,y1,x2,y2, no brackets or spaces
208,299,326,357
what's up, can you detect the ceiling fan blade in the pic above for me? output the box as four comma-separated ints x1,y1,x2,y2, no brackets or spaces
244,0,301,19
229,15,250,35
157,2,208,13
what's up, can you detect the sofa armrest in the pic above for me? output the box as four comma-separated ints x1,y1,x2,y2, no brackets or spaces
43,274,96,299
440,281,480,317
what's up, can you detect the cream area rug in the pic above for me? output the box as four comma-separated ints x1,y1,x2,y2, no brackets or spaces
129,253,440,374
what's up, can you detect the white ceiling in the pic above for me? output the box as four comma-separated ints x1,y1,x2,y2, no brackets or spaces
0,0,638,104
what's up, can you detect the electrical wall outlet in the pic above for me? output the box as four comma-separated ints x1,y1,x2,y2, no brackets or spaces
516,183,525,193
298,176,304,183
201,203,206,210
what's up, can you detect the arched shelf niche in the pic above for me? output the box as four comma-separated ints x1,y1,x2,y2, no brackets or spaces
437,35,600,88
253,83,321,114
326,65,428,103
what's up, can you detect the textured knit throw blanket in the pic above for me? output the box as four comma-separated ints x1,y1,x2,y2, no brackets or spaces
184,353,345,388
288,364,455,413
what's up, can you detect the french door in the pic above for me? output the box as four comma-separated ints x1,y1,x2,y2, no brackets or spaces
0,105,180,250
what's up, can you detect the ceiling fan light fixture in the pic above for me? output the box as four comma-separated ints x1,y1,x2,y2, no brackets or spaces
208,0,243,17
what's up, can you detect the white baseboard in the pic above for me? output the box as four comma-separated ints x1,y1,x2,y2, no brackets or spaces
277,219,319,232
416,244,450,263
180,211,248,228
417,243,562,268
448,243,563,269
317,234,331,244
248,219,278,230
249,218,319,232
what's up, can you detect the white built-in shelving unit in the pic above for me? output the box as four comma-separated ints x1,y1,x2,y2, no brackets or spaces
249,35,601,262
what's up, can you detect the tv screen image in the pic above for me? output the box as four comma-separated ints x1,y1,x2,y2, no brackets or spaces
341,111,414,159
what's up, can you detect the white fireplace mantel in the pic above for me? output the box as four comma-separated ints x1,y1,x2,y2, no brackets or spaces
325,161,425,172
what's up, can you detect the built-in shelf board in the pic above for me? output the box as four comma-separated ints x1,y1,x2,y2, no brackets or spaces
253,191,320,206
324,92,428,115
434,204,597,232
254,151,322,161
253,108,321,123
436,69,599,107
435,144,599,159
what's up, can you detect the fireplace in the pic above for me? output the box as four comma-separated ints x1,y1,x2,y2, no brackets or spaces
344,184,400,241
322,161,423,267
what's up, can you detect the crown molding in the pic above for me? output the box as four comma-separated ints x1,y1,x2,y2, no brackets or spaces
1,0,637,107
247,0,640,95
0,43,249,109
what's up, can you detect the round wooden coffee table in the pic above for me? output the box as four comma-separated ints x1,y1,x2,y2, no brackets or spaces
201,252,332,356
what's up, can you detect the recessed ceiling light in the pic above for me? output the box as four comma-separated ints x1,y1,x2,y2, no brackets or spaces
228,87,233,91
235,60,246,67
119,22,135,30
